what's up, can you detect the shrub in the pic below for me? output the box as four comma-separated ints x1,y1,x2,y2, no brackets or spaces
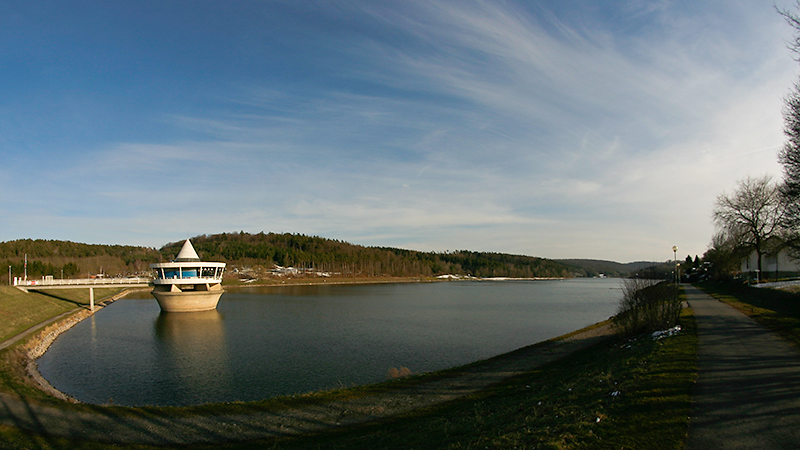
387,366,412,379
613,279,681,337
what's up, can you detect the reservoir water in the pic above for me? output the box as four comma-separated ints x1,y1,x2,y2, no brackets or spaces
37,278,622,407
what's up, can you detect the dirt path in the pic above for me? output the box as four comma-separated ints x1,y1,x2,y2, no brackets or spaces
0,323,613,446
686,285,800,450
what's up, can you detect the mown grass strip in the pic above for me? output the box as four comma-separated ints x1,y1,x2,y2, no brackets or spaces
0,287,80,343
0,286,125,343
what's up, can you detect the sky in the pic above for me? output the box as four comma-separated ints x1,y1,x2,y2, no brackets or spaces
1,0,798,263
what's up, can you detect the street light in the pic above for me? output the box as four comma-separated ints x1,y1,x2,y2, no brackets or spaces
673,246,678,284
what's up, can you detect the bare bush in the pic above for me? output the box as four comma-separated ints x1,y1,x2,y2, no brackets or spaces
387,366,412,379
613,279,681,337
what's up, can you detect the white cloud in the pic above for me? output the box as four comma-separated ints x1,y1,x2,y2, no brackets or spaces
2,1,797,263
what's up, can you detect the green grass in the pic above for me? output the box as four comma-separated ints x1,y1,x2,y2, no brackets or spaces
0,289,698,450
697,281,800,349
0,287,82,342
0,286,123,343
0,286,127,406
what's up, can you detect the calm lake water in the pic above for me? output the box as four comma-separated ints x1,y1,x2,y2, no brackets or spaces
37,278,622,407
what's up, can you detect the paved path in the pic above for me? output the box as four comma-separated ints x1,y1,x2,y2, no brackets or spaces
0,308,80,352
686,285,800,450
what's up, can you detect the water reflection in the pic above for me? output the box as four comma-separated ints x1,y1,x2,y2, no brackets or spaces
89,314,97,348
153,310,232,401
154,309,225,341
38,279,623,406
227,283,359,297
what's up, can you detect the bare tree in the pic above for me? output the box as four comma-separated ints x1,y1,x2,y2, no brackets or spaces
779,79,800,239
776,2,800,260
778,1,800,59
702,231,748,280
712,176,786,282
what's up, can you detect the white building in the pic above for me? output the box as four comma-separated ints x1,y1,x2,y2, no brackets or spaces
150,239,226,312
740,248,800,280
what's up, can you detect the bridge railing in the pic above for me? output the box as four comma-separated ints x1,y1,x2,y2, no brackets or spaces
13,277,152,287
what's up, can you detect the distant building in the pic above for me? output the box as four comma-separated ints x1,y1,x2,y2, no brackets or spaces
740,248,800,281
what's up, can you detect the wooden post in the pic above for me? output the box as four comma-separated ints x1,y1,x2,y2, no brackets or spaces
90,287,94,312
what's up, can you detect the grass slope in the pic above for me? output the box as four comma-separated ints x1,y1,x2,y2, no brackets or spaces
0,286,127,406
0,286,125,343
249,309,697,450
0,287,81,342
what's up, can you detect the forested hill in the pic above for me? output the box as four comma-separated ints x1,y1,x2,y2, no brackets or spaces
555,259,663,278
0,233,572,282
159,232,573,279
0,239,159,282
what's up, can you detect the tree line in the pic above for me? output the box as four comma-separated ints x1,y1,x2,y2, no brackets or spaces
0,239,160,283
160,232,573,279
0,233,572,283
0,239,159,261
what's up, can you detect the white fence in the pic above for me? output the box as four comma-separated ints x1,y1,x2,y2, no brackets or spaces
753,279,800,289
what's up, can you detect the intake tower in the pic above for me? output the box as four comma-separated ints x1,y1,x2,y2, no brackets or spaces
150,239,226,312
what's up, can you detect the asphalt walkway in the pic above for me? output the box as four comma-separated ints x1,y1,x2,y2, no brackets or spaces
686,285,800,450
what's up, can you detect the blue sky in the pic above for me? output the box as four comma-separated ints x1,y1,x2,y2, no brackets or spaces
1,0,797,263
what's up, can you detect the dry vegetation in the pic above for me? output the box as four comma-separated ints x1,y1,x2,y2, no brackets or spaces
613,279,682,338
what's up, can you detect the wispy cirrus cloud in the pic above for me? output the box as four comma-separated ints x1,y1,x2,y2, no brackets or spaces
1,1,796,261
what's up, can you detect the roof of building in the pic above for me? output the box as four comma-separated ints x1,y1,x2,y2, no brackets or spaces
174,239,201,262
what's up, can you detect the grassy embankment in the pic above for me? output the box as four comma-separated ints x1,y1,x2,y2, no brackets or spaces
247,309,697,450
0,285,697,449
0,286,126,402
0,286,125,343
697,281,800,349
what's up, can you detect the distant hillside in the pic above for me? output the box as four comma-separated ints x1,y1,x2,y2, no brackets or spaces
556,259,664,278
0,239,160,282
161,232,573,279
0,233,573,283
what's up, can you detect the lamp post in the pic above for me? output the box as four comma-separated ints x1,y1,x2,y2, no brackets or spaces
673,246,678,284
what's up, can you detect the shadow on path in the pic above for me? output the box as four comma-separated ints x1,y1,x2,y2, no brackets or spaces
686,285,800,450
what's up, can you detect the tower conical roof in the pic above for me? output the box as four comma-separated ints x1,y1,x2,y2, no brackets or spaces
174,239,201,262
